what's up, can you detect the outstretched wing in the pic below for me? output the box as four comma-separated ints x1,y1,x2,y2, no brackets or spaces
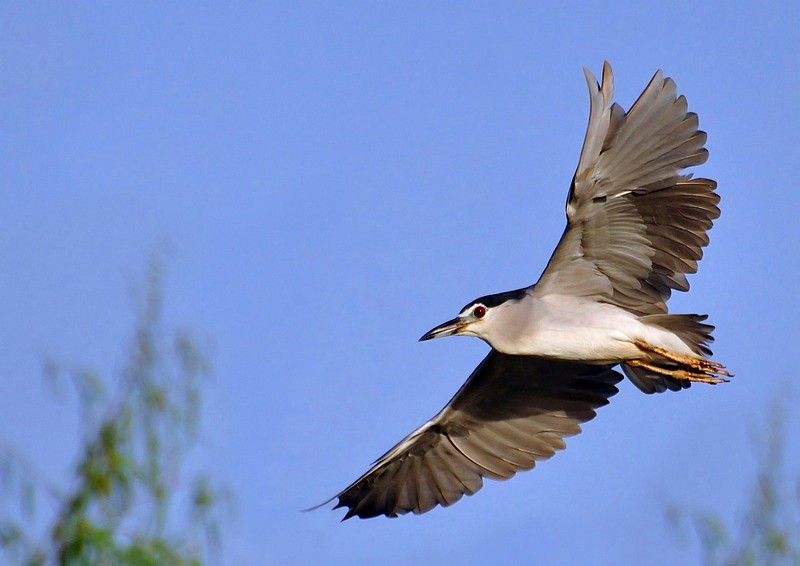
322,352,622,519
534,62,720,315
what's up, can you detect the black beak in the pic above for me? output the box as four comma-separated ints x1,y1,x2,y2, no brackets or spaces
419,317,463,341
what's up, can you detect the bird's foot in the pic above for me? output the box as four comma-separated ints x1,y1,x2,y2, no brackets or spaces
626,359,728,384
630,340,731,384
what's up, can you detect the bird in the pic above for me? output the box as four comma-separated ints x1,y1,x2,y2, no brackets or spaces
319,62,728,520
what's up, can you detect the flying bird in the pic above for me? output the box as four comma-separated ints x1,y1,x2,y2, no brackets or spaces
321,62,728,520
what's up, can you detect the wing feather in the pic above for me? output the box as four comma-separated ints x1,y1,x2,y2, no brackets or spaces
535,63,720,315
321,351,622,519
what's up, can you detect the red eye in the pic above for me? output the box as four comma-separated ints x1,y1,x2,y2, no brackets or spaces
473,306,486,319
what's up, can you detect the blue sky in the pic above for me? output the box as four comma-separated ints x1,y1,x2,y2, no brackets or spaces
2,3,799,564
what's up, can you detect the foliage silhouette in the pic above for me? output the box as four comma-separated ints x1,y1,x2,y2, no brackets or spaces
1,257,227,565
667,401,800,565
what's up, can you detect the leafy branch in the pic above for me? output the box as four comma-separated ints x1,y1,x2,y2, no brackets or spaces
1,256,228,565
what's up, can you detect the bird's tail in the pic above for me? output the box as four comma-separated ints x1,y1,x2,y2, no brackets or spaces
641,313,715,357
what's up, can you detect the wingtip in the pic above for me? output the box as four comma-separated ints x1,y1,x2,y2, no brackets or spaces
583,61,614,99
582,66,599,92
601,61,613,90
300,495,363,521
300,495,338,514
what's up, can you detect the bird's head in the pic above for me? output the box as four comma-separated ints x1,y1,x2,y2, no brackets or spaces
419,288,528,343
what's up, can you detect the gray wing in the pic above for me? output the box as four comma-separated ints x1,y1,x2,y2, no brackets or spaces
324,351,622,519
533,62,720,315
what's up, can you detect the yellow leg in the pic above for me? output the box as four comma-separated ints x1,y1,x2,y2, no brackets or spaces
626,359,729,385
633,340,731,377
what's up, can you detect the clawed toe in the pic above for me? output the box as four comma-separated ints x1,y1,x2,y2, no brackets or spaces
628,340,731,385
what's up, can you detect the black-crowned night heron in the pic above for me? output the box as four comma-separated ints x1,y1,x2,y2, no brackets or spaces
320,62,728,520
